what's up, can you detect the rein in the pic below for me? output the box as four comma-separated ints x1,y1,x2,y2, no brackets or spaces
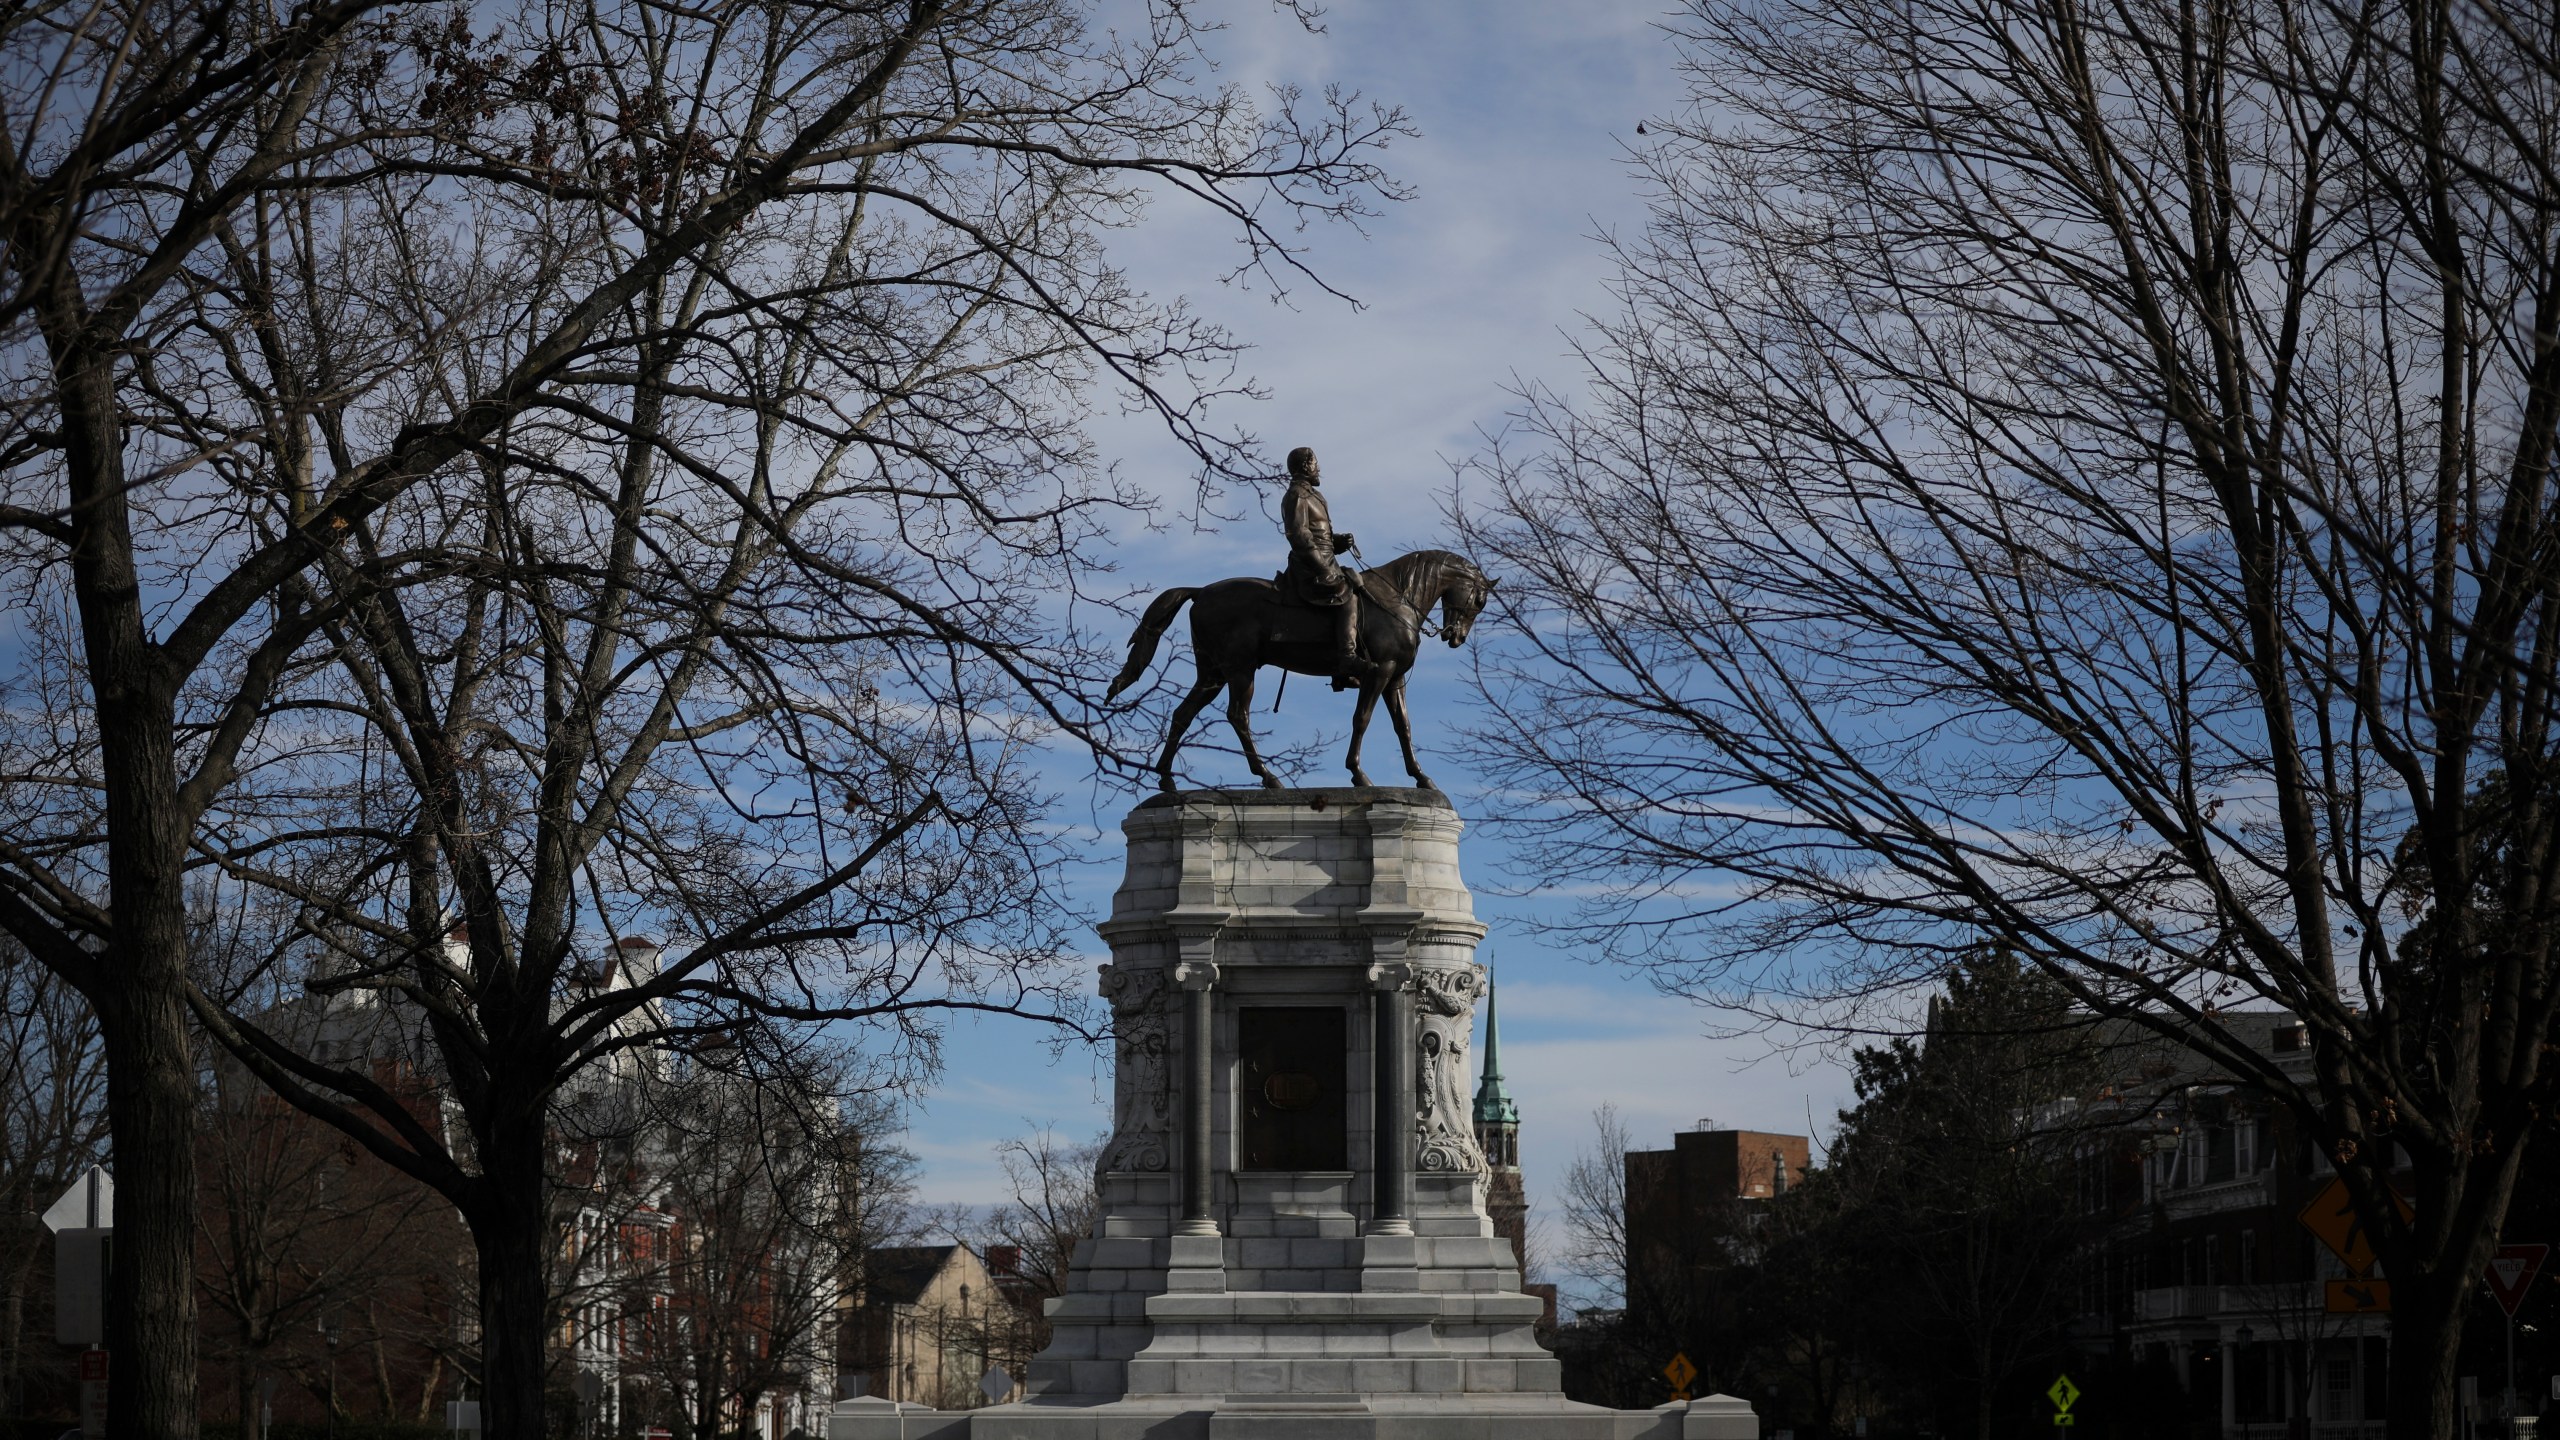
1360,552,1472,639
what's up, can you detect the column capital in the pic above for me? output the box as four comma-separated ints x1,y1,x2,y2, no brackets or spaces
1364,961,1413,991
1162,905,1230,937
1173,960,1221,991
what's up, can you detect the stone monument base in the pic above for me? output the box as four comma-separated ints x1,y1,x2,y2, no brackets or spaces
831,788,1758,1440
825,1392,1758,1440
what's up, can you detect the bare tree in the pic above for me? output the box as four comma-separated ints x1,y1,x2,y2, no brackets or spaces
1546,1105,1688,1409
987,1128,1101,1305
0,944,107,1418
1554,1104,1633,1320
596,1041,911,1439
970,1125,1101,1359
0,0,1405,1431
194,1053,460,1440
1452,0,2560,1430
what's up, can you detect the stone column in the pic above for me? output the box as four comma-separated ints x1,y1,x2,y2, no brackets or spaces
1366,962,1414,1237
1173,959,1220,1238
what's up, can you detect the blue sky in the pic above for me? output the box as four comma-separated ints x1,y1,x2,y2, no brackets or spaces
899,0,1859,1250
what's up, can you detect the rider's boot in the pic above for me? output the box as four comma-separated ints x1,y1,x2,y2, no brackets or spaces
1331,592,1367,690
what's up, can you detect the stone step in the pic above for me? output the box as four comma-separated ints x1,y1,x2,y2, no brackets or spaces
1120,1355,1566,1399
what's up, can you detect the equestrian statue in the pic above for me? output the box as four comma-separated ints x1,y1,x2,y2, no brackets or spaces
1106,446,1495,792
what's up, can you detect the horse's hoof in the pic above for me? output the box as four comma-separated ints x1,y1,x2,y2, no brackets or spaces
1259,775,1284,791
1412,775,1435,791
1351,772,1374,788
1157,777,1178,793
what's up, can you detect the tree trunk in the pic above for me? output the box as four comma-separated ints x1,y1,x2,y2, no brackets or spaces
51,273,201,1440
97,942,203,1440
695,1337,722,1440
3,1272,24,1416
470,1121,555,1440
89,681,201,1440
237,1342,260,1440
2386,1266,2464,1440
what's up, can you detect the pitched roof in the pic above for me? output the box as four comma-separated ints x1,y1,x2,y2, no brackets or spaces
1473,973,1518,1126
862,1244,962,1306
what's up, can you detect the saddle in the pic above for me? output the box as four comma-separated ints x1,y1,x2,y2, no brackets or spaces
1271,566,1413,624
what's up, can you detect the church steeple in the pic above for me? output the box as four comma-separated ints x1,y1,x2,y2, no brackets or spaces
1474,969,1519,1167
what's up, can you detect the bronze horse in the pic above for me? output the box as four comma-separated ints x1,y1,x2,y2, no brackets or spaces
1107,548,1494,791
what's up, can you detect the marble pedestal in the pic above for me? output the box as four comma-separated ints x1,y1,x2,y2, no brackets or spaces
829,789,1753,1440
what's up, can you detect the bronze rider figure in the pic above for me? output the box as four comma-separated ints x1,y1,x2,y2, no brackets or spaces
1278,446,1375,689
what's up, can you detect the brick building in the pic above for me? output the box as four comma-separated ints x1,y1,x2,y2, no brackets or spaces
1624,1125,1814,1269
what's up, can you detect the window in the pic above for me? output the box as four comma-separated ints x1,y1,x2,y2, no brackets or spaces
2240,1230,2258,1283
2321,1354,2356,1422
2234,1120,2256,1174
2207,1126,2236,1183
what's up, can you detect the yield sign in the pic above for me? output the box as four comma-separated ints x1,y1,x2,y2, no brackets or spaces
2486,1244,2548,1317
41,1167,112,1233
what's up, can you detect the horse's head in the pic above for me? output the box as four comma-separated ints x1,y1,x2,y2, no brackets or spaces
1440,561,1495,648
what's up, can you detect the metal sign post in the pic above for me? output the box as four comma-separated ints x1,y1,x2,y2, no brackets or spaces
76,1348,107,1438
2047,1374,2080,1428
2487,1244,2548,1435
43,1167,113,1439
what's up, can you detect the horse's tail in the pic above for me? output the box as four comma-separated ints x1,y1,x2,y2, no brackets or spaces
1107,588,1199,699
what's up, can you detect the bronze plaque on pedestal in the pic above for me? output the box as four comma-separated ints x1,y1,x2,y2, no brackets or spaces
1239,1006,1347,1169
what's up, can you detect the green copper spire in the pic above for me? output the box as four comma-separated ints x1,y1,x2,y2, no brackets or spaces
1473,967,1519,1127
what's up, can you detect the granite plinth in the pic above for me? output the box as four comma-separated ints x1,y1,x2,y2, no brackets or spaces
825,1394,1760,1440
843,790,1751,1440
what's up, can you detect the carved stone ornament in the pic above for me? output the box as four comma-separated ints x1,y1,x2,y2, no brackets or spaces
1097,964,1172,1173
1413,964,1488,1175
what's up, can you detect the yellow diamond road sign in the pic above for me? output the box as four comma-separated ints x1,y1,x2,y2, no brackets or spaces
1665,1353,1697,1392
2048,1375,2080,1413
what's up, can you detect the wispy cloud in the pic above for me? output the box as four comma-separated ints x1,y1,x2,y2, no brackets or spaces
903,1,1844,1222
